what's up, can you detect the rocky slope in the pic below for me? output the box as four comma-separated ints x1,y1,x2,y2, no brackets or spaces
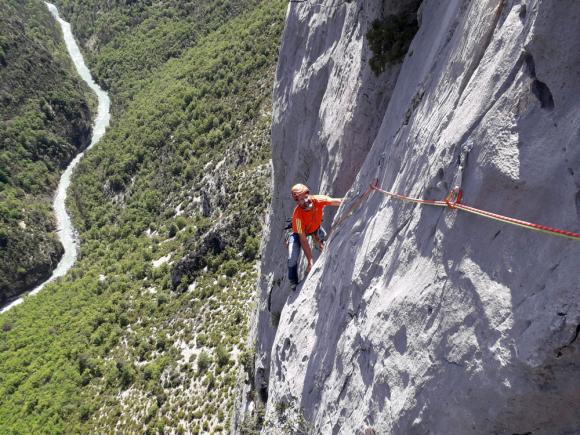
244,0,580,433
0,0,93,305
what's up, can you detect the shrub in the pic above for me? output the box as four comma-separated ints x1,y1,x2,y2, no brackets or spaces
205,372,215,390
242,237,259,260
222,259,239,277
240,406,265,434
215,344,230,367
196,334,207,347
108,175,125,192
197,351,211,373
157,293,169,306
175,216,187,230
366,2,422,74
218,276,228,288
0,229,8,248
116,360,135,388
239,347,254,378
0,168,10,184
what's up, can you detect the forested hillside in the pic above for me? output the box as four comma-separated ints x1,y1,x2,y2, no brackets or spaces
0,0,285,433
56,0,267,112
0,0,93,304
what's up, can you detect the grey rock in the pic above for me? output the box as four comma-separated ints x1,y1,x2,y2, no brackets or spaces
241,0,580,433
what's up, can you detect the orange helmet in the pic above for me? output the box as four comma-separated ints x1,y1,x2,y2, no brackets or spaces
291,183,309,198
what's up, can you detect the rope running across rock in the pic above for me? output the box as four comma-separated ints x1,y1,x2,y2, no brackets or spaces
371,181,580,242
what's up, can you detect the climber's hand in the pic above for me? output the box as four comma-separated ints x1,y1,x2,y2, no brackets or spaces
305,259,314,275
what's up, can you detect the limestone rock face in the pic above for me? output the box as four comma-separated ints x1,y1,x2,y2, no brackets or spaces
248,0,580,433
240,0,405,425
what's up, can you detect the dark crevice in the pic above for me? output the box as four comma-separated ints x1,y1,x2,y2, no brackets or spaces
531,79,554,110
524,51,555,110
403,88,424,125
386,216,413,247
518,3,527,20
523,51,536,76
575,191,580,220
443,357,462,367
258,384,268,403
554,324,580,358
337,374,352,401
570,324,580,346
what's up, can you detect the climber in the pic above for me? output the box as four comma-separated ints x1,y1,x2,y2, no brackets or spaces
288,183,343,289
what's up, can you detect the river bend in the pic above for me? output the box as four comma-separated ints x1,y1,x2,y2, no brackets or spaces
1,3,110,313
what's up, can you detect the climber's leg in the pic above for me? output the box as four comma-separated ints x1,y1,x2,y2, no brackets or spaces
287,233,301,287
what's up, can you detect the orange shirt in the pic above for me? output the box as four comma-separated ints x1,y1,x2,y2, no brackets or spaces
292,195,334,235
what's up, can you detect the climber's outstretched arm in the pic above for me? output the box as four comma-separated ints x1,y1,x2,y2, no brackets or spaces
298,232,314,274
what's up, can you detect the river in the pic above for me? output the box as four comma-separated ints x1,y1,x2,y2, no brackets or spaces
0,2,110,313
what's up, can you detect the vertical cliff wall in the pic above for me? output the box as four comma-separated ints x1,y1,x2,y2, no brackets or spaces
240,1,410,425
247,0,580,433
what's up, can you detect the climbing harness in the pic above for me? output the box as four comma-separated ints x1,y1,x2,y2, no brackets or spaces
284,219,325,251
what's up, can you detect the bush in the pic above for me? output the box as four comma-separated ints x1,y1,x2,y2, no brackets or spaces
108,175,126,192
175,216,187,230
205,372,215,390
0,228,8,248
0,168,10,184
243,237,259,260
197,351,211,373
116,360,136,388
366,2,422,74
222,259,239,277
239,347,254,378
215,344,230,367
